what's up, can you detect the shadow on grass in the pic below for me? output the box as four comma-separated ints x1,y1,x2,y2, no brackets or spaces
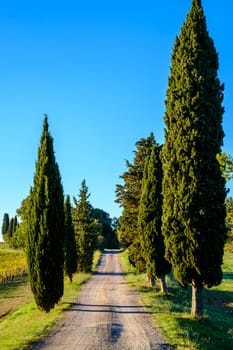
140,282,233,349
223,272,233,280
174,315,233,350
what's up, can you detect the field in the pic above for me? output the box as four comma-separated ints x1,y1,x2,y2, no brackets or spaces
120,249,233,349
0,245,27,284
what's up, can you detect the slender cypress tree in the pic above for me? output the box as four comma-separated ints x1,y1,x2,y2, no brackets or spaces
162,0,226,316
26,115,64,312
64,195,77,282
73,180,98,272
1,213,9,241
138,145,171,293
115,133,156,270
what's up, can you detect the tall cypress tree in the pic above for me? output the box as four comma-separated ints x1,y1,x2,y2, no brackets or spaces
138,145,171,293
26,115,64,312
64,195,77,282
162,0,226,316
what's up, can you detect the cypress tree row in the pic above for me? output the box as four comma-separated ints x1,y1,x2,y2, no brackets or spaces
162,0,226,316
138,145,171,293
26,116,64,312
64,195,77,282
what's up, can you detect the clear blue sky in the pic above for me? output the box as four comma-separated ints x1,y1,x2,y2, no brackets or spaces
0,0,233,237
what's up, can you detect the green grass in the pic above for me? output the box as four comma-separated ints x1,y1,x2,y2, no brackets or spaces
119,249,233,350
0,250,102,350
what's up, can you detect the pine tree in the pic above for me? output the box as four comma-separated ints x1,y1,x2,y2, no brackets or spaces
115,133,156,270
73,180,98,272
64,195,77,282
162,0,226,316
138,145,171,292
26,115,64,312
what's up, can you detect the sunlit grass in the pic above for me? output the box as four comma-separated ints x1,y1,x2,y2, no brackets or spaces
119,249,233,350
0,250,102,350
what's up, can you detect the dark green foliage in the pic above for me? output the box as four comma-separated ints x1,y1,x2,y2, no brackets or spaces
115,133,156,270
162,0,226,313
26,116,64,312
7,217,17,238
138,145,171,281
92,209,119,249
1,213,9,241
64,195,77,282
127,241,146,273
73,180,98,272
1,213,18,245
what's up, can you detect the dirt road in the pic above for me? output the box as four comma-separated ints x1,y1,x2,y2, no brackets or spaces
33,250,173,350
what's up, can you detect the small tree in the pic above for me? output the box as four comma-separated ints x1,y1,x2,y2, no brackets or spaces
73,180,99,272
26,115,64,312
11,196,31,249
64,195,77,282
1,213,9,241
138,145,171,293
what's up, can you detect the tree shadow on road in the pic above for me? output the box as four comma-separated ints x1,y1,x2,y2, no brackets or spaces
64,302,154,315
94,271,125,276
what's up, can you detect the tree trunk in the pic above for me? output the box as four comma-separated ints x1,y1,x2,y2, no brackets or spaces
159,275,168,295
191,280,203,317
147,276,155,287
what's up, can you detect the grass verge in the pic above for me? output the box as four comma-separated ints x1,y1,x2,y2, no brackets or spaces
0,250,102,350
119,249,233,350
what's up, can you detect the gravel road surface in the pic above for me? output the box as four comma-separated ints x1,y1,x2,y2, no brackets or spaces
32,250,173,350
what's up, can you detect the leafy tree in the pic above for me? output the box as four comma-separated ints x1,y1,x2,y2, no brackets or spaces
1,213,9,241
26,115,64,312
73,180,99,272
11,196,31,249
162,0,226,317
92,209,119,249
115,133,156,270
138,145,171,292
64,195,77,282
